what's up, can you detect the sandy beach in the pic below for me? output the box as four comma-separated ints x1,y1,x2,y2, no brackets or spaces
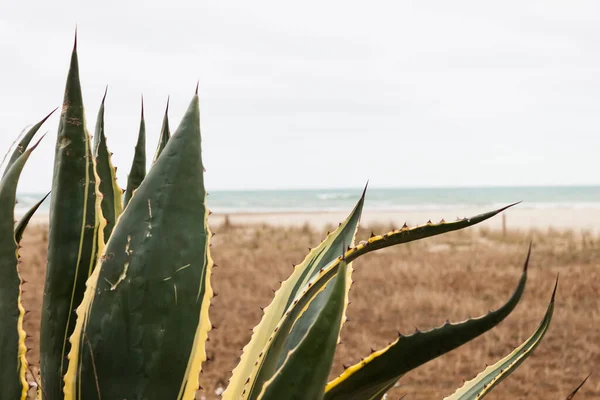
210,206,600,233
22,206,600,234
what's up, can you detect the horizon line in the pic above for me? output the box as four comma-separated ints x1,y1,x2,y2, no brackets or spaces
15,183,600,194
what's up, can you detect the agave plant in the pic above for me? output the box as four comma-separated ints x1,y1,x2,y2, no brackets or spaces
0,36,579,400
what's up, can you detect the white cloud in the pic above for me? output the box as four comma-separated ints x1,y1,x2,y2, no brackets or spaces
1,0,599,192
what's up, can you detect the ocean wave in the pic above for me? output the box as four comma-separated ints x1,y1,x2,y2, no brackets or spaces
316,193,354,201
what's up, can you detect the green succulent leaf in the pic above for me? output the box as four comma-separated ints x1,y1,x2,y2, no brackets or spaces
258,261,348,400
123,100,147,208
2,108,56,178
39,38,104,399
223,187,366,400
443,277,557,400
231,204,514,400
326,204,517,277
244,254,351,399
0,140,41,400
324,247,531,400
65,91,213,400
93,88,124,241
152,97,171,164
15,191,49,243
347,203,518,263
368,379,400,400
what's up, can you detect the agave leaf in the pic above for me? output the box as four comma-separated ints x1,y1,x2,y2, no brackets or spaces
93,88,124,241
2,108,56,178
368,379,400,400
347,203,518,263
123,99,146,208
0,141,40,400
244,254,351,399
443,277,557,400
257,261,348,400
324,247,531,400
39,37,104,399
152,97,171,164
65,91,213,400
232,204,515,399
223,187,366,400
329,205,517,274
14,191,50,243
566,374,591,400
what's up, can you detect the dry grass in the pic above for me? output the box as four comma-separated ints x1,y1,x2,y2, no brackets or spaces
19,221,600,399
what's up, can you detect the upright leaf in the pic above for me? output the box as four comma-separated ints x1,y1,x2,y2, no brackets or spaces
243,258,345,399
258,261,349,400
65,92,213,400
2,108,56,178
40,38,103,399
123,100,146,207
0,142,40,400
93,89,123,241
152,97,171,164
223,187,366,400
443,278,557,400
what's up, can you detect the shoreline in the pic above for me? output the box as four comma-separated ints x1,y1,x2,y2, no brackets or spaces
210,207,600,233
20,206,600,233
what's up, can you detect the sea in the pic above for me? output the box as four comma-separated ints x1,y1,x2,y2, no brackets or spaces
14,186,600,216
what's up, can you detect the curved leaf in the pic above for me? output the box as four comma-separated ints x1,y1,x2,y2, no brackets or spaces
443,277,557,400
123,100,146,208
324,247,530,400
2,108,56,178
223,186,366,400
0,141,40,400
39,37,103,399
15,191,49,243
235,204,515,399
65,91,213,400
258,261,348,400
93,88,123,241
347,203,518,263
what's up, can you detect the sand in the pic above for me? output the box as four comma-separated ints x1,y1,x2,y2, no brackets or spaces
22,206,600,234
210,206,600,233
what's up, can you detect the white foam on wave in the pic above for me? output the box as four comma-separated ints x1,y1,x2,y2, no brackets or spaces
316,193,354,201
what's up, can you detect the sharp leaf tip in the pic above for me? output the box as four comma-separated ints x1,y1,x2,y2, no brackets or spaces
551,275,559,302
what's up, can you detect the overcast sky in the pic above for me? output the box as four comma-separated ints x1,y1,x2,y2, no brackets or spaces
2,1,599,193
